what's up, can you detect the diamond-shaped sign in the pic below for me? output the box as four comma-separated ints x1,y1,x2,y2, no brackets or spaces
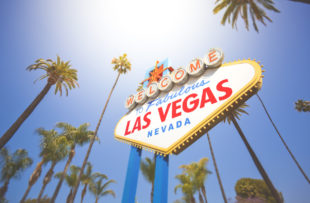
114,60,262,155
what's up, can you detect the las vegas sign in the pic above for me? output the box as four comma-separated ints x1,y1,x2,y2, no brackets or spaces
114,49,263,155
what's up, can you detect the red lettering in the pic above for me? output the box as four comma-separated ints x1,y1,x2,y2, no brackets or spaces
175,70,185,80
183,93,199,113
142,112,151,129
126,96,134,106
161,77,168,87
137,90,144,101
131,116,141,133
148,85,155,95
124,120,131,136
217,79,232,101
190,60,201,72
172,99,182,118
200,87,217,108
208,50,218,63
158,103,171,122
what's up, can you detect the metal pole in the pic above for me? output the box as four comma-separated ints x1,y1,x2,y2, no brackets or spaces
153,154,169,203
122,146,142,203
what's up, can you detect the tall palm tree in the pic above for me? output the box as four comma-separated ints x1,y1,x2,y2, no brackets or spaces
50,123,94,203
37,132,68,202
294,99,310,112
69,53,131,203
140,156,156,203
0,56,78,149
21,128,63,203
54,165,81,203
179,158,212,203
88,176,116,203
206,132,228,203
256,94,310,184
80,162,94,203
223,104,283,203
175,173,196,203
0,148,32,199
213,0,280,32
80,162,108,203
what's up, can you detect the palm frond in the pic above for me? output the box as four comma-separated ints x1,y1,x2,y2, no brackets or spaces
232,4,242,29
101,190,116,198
221,2,236,25
213,0,230,14
250,7,259,32
27,56,79,96
111,53,132,75
242,4,249,30
214,0,279,32
223,103,249,124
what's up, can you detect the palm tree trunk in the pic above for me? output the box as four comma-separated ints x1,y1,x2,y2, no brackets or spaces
80,184,88,203
50,146,76,203
21,159,45,203
191,195,196,203
151,183,154,203
198,190,204,203
69,72,121,203
66,189,73,203
0,83,52,149
206,133,227,203
201,185,208,203
256,93,310,184
0,180,9,198
37,161,57,203
95,196,99,203
289,0,310,4
229,114,283,203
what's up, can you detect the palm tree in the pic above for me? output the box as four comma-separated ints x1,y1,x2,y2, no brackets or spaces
37,132,68,202
206,132,228,203
175,173,196,203
88,175,116,203
179,158,212,203
256,94,310,184
140,156,156,203
50,123,94,203
69,53,131,203
21,128,64,203
235,177,284,203
0,148,32,199
213,0,280,32
54,165,81,203
223,103,249,124
224,104,283,203
0,56,78,149
80,162,93,203
294,99,310,112
80,162,108,203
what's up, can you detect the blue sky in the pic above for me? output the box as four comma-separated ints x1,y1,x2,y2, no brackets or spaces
0,0,309,202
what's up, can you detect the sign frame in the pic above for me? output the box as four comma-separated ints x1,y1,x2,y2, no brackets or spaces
115,59,263,155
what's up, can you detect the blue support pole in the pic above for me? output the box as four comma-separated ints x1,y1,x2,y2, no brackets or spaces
153,154,169,203
122,146,142,203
